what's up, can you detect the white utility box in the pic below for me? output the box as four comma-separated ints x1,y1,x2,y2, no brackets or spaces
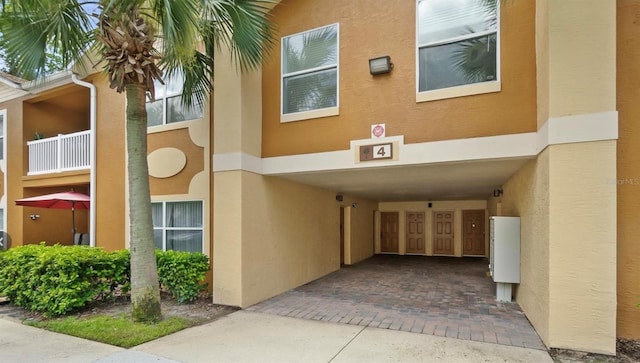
489,216,521,302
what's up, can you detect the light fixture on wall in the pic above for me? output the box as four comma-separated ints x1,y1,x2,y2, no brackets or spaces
29,214,40,220
336,194,344,202
369,56,393,75
493,188,503,197
352,202,358,208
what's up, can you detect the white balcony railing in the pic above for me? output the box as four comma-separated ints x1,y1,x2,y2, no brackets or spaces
27,130,91,175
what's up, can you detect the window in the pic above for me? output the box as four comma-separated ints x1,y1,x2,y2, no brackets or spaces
146,71,203,127
0,209,4,250
0,113,4,160
417,0,499,98
152,201,203,253
281,23,339,122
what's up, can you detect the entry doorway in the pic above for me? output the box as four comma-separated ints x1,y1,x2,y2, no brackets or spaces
433,211,454,255
340,207,345,264
462,209,486,256
405,211,425,254
380,212,399,253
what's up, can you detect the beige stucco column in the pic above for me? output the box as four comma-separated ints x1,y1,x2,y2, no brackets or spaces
534,0,617,354
212,25,342,308
212,46,263,307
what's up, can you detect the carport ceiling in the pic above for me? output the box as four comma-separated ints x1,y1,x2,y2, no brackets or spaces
274,158,531,202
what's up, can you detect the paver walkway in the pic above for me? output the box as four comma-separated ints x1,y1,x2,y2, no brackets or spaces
247,255,545,350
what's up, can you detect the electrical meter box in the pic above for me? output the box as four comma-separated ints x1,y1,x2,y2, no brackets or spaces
489,216,521,301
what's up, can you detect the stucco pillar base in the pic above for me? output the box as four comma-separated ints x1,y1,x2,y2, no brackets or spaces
213,170,342,308
546,141,617,354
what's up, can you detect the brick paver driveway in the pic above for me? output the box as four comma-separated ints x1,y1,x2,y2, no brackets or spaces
247,255,545,350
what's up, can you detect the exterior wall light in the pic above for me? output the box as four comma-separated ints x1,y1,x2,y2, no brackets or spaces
369,56,393,75
493,189,503,197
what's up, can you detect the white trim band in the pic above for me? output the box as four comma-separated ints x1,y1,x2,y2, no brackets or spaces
537,111,618,153
213,111,619,175
213,152,263,174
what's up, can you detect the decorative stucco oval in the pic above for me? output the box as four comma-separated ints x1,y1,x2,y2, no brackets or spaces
148,147,187,178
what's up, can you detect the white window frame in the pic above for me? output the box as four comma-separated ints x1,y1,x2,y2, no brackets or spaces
152,200,204,253
0,209,4,250
415,0,501,103
281,23,340,123
0,110,5,161
146,72,204,127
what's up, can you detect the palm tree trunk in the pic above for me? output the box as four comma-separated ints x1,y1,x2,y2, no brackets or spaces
125,83,162,322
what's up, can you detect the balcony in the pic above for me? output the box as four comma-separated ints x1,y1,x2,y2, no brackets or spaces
27,130,91,175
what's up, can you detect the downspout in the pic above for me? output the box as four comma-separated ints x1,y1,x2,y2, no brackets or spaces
72,74,97,247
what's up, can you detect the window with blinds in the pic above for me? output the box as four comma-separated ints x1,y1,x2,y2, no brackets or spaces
146,71,203,127
152,201,203,253
417,0,499,94
281,23,339,122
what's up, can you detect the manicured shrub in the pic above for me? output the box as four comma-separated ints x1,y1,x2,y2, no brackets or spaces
156,250,209,303
0,244,209,316
0,244,130,316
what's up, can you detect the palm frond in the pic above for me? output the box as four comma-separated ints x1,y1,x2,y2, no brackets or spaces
151,0,200,61
201,0,275,72
0,0,93,80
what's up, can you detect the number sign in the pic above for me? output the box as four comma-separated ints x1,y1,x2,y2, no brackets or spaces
359,143,393,161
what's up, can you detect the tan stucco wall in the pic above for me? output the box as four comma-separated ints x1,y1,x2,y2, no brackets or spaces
537,0,616,124
339,196,376,265
547,141,617,354
148,126,205,196
92,73,127,251
212,171,243,305
546,1,616,119
616,0,640,339
262,0,537,157
502,142,617,354
486,196,501,218
213,171,340,308
501,150,551,346
213,63,262,157
378,200,487,257
530,0,617,353
4,98,25,247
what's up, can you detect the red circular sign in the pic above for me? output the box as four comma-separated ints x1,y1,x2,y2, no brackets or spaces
372,125,385,137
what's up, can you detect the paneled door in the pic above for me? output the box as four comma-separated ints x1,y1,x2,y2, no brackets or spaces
380,212,399,253
406,212,425,254
433,211,454,255
463,209,486,256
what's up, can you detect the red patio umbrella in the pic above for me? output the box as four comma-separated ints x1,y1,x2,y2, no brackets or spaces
15,191,90,244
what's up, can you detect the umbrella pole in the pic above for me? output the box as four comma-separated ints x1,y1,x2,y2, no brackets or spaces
71,203,76,244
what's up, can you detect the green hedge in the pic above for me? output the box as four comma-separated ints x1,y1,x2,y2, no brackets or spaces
0,244,209,316
157,250,209,303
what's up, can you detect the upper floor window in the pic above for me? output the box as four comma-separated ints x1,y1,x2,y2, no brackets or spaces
281,23,339,122
152,200,203,253
146,71,203,127
0,113,4,160
417,0,499,100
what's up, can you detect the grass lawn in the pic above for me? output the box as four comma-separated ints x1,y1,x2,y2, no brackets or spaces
28,313,191,348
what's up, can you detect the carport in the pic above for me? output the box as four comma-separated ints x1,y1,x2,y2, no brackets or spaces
247,255,545,350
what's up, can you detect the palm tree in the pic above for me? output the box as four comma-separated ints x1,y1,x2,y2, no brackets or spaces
0,0,274,322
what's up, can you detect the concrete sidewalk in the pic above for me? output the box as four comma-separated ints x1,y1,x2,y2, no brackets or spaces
0,311,553,363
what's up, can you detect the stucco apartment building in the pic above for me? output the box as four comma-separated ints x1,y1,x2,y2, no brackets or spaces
0,0,636,355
